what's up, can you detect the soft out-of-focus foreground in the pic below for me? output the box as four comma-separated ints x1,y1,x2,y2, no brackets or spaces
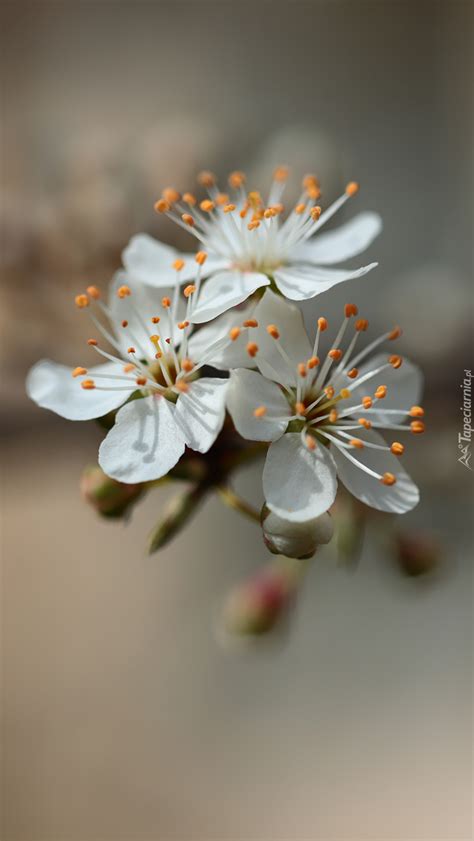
1,1,473,839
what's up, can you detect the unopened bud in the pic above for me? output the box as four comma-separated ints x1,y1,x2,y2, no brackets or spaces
261,506,334,559
148,484,208,553
80,465,143,518
223,562,297,636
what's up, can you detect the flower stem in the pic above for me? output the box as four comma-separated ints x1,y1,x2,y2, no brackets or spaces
216,485,261,524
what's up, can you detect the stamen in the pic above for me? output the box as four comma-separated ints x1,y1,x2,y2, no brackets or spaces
339,388,351,399
136,376,147,386
181,213,195,227
254,406,267,418
123,363,135,373
381,472,396,486
410,406,424,417
307,356,319,369
273,166,289,182
200,199,215,213
162,297,171,308
310,206,322,221
228,171,246,188
389,354,403,369
329,409,338,423
173,258,185,271
183,193,197,206
355,318,369,332
347,367,359,378
410,421,425,434
318,317,328,331
117,285,131,299
391,442,405,455
350,438,364,449
198,171,216,188
328,348,342,361
195,251,208,265
229,327,241,341
375,385,387,399
174,380,189,393
325,386,335,399
344,303,358,318
295,401,306,416
266,324,280,340
215,192,230,206
183,284,196,298
81,379,95,390
243,319,258,328
86,285,101,300
246,342,259,357
72,367,87,377
87,338,98,346
154,199,171,213
305,435,317,451
181,358,194,373
151,316,160,324
127,346,136,354
162,187,181,204
362,396,373,408
358,418,372,429
295,203,306,215
247,220,260,231
178,320,190,330
388,326,402,340
224,204,236,213
297,363,307,378
75,294,89,309
345,182,360,196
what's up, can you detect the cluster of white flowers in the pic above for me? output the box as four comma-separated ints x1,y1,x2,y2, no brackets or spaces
27,167,424,530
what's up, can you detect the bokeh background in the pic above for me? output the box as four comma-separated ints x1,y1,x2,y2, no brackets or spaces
1,1,473,838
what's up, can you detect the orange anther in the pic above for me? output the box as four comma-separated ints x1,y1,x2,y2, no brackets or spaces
127,346,136,354
358,417,372,429
136,377,147,386
317,317,328,331
297,363,307,377
247,220,260,231
123,363,135,373
117,285,131,299
87,338,98,346
81,379,95,390
391,442,405,456
239,207,249,219
388,325,402,340
173,258,185,271
72,367,87,378
151,316,160,324
294,203,306,215
295,401,306,416
264,208,276,219
181,213,195,227
329,409,338,423
154,199,171,213
200,199,215,213
223,203,236,213
411,420,425,434
243,318,258,328
183,284,196,298
310,206,322,221
344,303,358,318
350,438,364,449
228,171,246,188
266,324,280,339
375,385,387,399
355,318,369,332
75,294,89,309
162,187,181,204
195,250,208,265
174,380,189,393
307,356,320,369
381,472,397,486
347,367,359,379
183,192,197,206
328,348,342,361
149,334,160,343
409,406,425,418
181,358,194,372
215,192,230,206
254,405,267,418
229,327,241,341
197,170,216,187
273,165,289,182
246,342,259,357
389,354,403,369
86,285,101,300
302,173,320,189
345,181,359,196
305,435,317,451
339,388,351,399
178,320,190,330
272,203,284,214
307,185,321,200
161,296,171,308
362,396,373,409
324,386,335,399
121,320,128,328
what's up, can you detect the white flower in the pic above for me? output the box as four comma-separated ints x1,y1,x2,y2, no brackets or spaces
226,291,424,521
122,168,381,323
26,274,255,483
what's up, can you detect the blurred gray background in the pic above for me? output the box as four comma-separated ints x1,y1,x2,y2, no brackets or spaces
1,1,473,839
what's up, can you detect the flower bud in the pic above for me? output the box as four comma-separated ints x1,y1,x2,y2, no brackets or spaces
223,562,297,636
261,507,334,558
80,465,143,518
395,531,440,576
148,484,208,554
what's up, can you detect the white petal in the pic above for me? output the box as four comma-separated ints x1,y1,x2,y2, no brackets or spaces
190,270,270,323
339,354,424,424
109,271,185,356
274,262,378,301
122,234,228,287
98,395,185,482
227,369,289,442
174,377,228,453
332,428,419,514
291,212,382,265
252,290,312,385
26,360,134,421
187,301,257,370
263,433,338,522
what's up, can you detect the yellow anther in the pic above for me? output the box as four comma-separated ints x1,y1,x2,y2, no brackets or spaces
72,367,87,378
310,206,322,221
350,438,364,449
229,326,241,341
123,363,135,373
136,376,147,386
127,346,136,354
81,379,95,390
150,334,160,344
344,303,358,318
355,318,369,332
200,199,215,213
247,220,260,231
389,354,403,369
273,165,289,182
254,405,267,418
305,435,317,451
266,324,280,339
294,203,306,215
197,170,216,187
297,363,307,378
173,259,185,271
151,316,160,324
86,285,101,300
375,385,387,399
162,187,181,204
409,406,425,418
339,388,351,399
317,317,328,331
358,417,372,429
324,386,335,399
347,367,359,379
223,203,236,213
215,192,230,206
388,325,402,340
329,409,338,423
411,420,425,434
154,199,171,213
247,191,262,209
87,338,98,346
161,296,171,308
362,396,373,409
381,472,397,486
307,356,320,369
328,348,342,361
181,213,195,227
246,342,259,357
345,181,360,197
243,318,258,328
228,171,246,188
181,358,194,373
195,250,208,265
183,192,197,206
183,284,196,298
264,208,276,219
391,442,405,456
75,294,89,309
117,285,131,299
295,401,306,416
177,320,190,330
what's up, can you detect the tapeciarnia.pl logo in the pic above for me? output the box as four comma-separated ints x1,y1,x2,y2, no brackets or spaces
458,369,472,470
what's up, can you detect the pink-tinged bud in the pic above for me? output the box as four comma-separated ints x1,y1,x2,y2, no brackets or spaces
223,562,298,636
80,465,143,518
395,531,440,576
261,507,334,559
